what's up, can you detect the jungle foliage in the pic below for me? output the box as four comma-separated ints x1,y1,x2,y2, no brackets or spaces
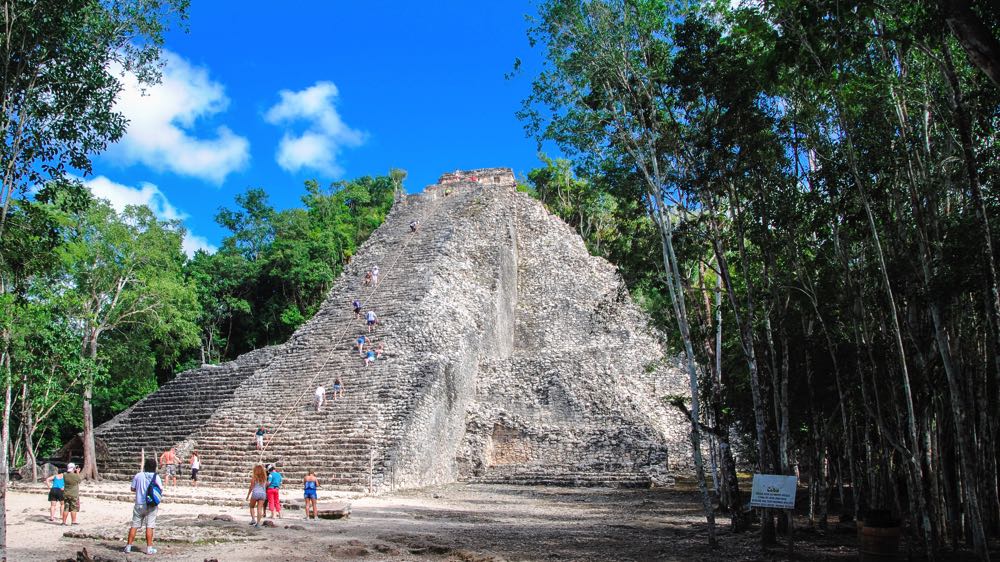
520,0,1000,557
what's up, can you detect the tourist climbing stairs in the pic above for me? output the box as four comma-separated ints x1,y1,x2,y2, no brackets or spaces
97,183,482,490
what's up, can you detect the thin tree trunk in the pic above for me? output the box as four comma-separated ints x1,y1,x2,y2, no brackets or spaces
711,269,745,530
0,349,10,562
19,371,35,481
706,192,776,546
81,331,100,480
887,51,989,556
648,194,718,546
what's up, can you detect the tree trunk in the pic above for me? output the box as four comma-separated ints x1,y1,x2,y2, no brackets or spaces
648,194,718,546
938,0,1000,89
941,42,1000,537
19,371,36,481
81,331,100,480
706,193,776,546
0,349,11,562
710,270,745,530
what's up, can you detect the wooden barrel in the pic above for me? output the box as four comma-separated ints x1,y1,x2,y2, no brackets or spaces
859,525,901,561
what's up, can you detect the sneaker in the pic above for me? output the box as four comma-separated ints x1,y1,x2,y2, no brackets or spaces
248,520,256,526
123,545,132,553
146,547,157,555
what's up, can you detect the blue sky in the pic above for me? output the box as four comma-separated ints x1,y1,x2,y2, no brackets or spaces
87,1,553,254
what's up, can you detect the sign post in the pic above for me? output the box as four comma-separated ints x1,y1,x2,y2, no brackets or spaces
750,474,798,553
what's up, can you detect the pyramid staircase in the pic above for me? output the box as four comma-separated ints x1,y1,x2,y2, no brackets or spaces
97,183,480,490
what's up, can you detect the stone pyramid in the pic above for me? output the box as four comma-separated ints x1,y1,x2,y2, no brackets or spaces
94,168,691,491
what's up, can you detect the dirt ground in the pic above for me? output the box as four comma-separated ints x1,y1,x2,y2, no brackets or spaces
3,481,953,561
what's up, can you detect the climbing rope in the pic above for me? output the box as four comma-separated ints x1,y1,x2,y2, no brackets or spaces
254,185,451,467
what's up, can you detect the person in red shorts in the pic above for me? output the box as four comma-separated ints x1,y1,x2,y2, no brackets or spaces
266,464,283,519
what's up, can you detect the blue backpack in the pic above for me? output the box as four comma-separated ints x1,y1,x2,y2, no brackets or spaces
144,474,162,506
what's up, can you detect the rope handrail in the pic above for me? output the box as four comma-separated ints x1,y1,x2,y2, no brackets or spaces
253,186,450,471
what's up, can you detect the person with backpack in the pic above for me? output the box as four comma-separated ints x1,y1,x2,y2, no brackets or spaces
125,458,162,554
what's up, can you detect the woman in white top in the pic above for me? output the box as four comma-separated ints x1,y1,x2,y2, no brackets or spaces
190,452,201,487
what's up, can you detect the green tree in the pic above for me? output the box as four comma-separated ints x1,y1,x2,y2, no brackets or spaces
61,200,198,479
522,0,1000,557
190,173,398,362
1,1,187,555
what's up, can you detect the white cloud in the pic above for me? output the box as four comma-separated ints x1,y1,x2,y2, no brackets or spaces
181,232,216,256
86,176,186,221
82,175,217,256
109,50,250,184
265,81,365,177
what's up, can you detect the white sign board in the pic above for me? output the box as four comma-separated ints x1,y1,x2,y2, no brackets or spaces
749,474,798,509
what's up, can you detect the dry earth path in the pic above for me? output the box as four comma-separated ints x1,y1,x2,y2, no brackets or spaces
9,481,877,561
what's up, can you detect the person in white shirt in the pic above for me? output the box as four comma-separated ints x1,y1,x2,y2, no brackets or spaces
314,385,326,412
190,452,201,487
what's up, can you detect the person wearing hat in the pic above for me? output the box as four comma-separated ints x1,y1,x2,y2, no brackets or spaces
61,462,82,525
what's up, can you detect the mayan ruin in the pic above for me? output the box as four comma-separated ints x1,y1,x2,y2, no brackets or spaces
94,168,691,492
7,0,1000,559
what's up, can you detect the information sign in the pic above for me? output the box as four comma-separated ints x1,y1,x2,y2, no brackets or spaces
749,474,798,509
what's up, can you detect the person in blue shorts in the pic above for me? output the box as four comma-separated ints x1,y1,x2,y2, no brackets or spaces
365,310,378,334
303,471,319,519
355,334,367,356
